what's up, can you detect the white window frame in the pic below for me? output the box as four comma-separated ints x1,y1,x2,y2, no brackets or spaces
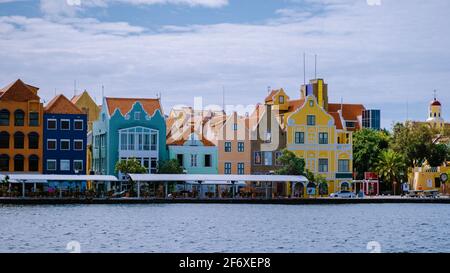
60,119,70,131
73,160,84,172
47,119,57,130
47,159,57,171
134,112,141,120
47,139,57,150
74,119,84,131
60,139,70,151
191,154,198,167
73,139,83,151
60,159,70,171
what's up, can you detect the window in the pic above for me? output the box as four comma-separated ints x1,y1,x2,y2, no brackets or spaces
60,139,70,150
28,132,39,149
14,110,24,126
0,154,9,171
0,109,10,126
279,95,284,104
318,159,328,173
47,139,57,150
233,123,238,131
29,155,39,174
224,142,232,152
263,152,272,166
237,142,244,152
120,133,128,150
319,132,328,144
134,112,141,120
47,119,57,130
190,154,197,167
74,120,83,130
60,119,70,130
177,154,184,167
345,121,356,128
47,160,57,171
151,133,157,151
74,140,83,151
237,163,245,174
309,100,314,107
341,182,350,191
150,158,157,174
73,160,83,172
204,154,212,167
338,159,350,173
275,151,283,166
14,132,24,149
60,160,70,171
14,155,24,172
254,152,262,165
0,131,9,149
224,162,232,174
29,112,39,126
295,132,304,144
307,115,316,126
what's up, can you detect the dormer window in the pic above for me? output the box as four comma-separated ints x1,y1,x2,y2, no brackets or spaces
279,95,285,104
134,112,141,120
309,100,314,107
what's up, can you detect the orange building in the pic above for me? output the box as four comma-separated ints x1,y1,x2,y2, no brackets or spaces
0,79,44,173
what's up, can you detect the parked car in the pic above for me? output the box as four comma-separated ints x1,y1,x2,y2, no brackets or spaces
330,191,356,198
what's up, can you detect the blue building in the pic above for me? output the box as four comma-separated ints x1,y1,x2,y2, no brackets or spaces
43,94,88,175
362,109,381,130
92,97,167,177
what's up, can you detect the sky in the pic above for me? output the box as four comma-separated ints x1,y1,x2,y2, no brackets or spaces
0,0,449,129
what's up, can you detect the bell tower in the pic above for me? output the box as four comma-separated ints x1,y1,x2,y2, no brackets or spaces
426,90,444,130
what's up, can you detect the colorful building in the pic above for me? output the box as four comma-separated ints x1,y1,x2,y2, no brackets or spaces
71,90,101,174
92,97,167,177
0,79,44,173
286,95,353,196
43,94,87,174
208,111,251,175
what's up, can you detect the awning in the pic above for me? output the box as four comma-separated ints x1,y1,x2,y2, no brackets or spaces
0,174,118,183
129,174,308,183
185,181,247,186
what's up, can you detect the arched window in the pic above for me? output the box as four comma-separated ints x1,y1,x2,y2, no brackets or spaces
0,154,9,171
14,110,25,126
28,132,39,149
341,182,350,191
14,132,24,149
0,131,10,149
29,155,39,172
14,154,24,171
0,109,10,126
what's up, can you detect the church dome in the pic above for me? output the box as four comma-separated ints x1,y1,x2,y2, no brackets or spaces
431,99,441,106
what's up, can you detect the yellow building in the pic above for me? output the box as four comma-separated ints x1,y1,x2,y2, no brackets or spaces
286,95,353,196
410,164,449,194
71,90,100,175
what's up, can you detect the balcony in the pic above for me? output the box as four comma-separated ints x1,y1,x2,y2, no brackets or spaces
336,144,352,151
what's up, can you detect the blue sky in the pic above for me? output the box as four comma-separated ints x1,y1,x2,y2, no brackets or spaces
0,0,449,129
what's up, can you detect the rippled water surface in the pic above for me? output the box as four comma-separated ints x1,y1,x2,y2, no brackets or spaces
0,204,449,253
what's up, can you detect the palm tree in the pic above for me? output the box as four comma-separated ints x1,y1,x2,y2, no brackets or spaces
374,150,405,195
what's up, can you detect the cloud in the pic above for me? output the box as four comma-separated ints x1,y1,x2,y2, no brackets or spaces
0,0,449,129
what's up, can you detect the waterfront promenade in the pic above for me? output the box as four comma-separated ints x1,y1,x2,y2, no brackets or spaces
1,196,449,205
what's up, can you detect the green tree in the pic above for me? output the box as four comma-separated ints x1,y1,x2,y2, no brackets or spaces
275,149,305,175
374,150,406,195
158,159,184,174
428,143,448,167
390,122,434,167
115,158,148,174
353,128,390,179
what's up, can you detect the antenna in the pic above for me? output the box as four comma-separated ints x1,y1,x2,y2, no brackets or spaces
101,85,105,98
314,54,317,79
340,97,343,112
222,86,225,114
303,52,306,85
267,86,271,93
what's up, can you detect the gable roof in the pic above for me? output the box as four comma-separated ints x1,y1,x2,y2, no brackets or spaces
329,112,343,130
167,125,215,146
45,94,83,114
0,79,40,102
328,103,365,121
105,97,162,117
287,98,305,113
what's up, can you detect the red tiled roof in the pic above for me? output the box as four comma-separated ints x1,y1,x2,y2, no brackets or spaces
167,125,215,146
105,97,162,116
288,98,305,112
328,103,365,121
329,112,343,130
0,79,40,101
45,94,83,114
264,90,278,103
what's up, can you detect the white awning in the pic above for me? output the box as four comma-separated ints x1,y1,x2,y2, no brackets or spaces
0,174,118,183
185,181,247,186
129,174,308,183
